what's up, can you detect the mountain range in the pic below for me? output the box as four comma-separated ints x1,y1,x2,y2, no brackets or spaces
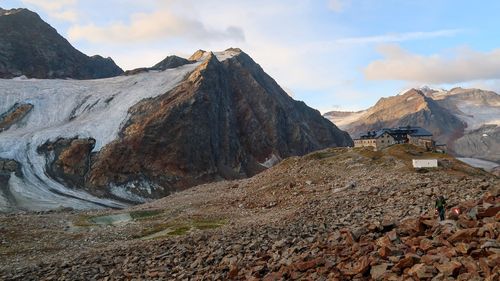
324,87,500,163
0,8,351,212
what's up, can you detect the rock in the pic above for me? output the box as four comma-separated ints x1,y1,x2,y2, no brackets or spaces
455,243,471,254
419,238,434,251
398,218,425,236
345,181,357,189
448,228,478,243
293,258,324,272
393,255,420,272
436,260,462,276
338,256,370,276
227,264,239,279
408,263,435,279
263,272,284,281
370,263,388,280
478,206,500,218
378,246,392,258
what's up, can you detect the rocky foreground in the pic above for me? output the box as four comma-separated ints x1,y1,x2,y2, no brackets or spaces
0,145,498,280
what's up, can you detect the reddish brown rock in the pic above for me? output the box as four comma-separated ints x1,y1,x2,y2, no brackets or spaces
293,258,324,272
478,206,500,218
398,218,425,236
263,272,284,281
419,238,434,251
455,243,471,254
378,246,392,258
370,263,388,280
436,260,462,276
448,228,478,243
338,256,370,276
393,255,420,272
408,263,435,279
376,236,392,248
421,254,447,265
228,264,239,279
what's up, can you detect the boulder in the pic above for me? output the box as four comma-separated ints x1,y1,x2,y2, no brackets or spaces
435,260,462,276
408,263,435,279
370,263,388,280
448,228,478,243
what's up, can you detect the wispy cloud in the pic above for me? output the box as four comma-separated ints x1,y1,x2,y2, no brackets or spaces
336,29,463,44
67,5,244,44
21,0,78,22
364,45,500,83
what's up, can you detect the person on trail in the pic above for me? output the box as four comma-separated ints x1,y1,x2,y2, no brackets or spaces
435,196,447,221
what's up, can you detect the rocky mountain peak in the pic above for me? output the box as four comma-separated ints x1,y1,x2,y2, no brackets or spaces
0,7,123,79
189,49,208,61
372,88,429,114
152,55,193,71
0,7,29,16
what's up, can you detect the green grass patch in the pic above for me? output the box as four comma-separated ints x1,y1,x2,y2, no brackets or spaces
130,209,163,220
73,215,93,227
168,226,190,236
192,218,226,230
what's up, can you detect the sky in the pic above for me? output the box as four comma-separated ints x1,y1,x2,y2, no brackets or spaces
2,0,500,113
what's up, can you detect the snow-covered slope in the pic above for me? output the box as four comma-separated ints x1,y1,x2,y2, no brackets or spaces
426,87,500,131
0,62,200,212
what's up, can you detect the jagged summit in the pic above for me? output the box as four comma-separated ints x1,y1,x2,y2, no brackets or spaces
0,7,27,16
124,48,245,76
152,55,192,70
187,48,244,62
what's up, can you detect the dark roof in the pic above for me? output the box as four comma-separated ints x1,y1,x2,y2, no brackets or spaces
358,128,392,139
356,126,432,140
401,126,433,137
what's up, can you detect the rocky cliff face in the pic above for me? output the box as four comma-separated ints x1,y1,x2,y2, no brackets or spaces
325,87,500,162
0,8,123,79
86,50,352,198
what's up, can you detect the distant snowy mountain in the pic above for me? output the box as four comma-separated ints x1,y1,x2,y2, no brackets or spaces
0,48,351,212
324,87,500,163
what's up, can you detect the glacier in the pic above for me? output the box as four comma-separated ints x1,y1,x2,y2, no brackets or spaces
0,62,201,212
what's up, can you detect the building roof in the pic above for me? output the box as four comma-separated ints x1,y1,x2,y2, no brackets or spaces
358,128,392,139
355,126,432,140
400,126,433,137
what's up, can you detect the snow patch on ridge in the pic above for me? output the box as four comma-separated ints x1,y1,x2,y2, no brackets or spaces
260,154,281,168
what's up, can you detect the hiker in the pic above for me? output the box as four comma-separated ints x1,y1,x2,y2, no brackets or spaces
435,195,447,221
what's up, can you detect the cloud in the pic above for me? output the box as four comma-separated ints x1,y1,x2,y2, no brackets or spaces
364,45,500,84
336,29,462,44
21,0,78,22
327,0,350,13
67,8,244,44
